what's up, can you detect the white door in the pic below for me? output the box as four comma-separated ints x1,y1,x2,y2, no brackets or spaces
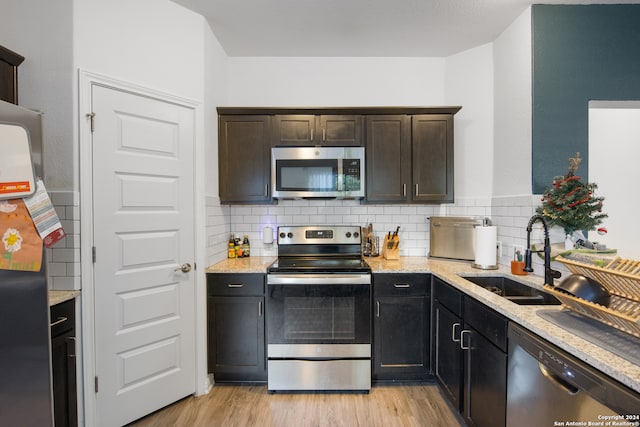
91,84,196,426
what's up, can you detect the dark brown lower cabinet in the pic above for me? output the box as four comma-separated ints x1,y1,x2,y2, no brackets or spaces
434,301,463,407
433,277,507,427
463,323,507,427
373,274,431,381
207,273,266,382
50,299,78,427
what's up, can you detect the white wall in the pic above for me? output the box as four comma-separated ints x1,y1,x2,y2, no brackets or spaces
0,0,74,191
492,7,532,197
227,57,446,106
204,22,229,197
445,43,495,200
589,102,640,259
74,0,206,106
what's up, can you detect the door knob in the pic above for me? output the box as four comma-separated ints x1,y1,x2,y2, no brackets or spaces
174,263,192,273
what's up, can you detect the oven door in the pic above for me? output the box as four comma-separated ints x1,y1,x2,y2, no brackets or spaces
266,274,371,351
266,273,371,391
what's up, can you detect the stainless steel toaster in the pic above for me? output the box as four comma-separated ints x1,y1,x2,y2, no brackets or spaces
429,216,489,261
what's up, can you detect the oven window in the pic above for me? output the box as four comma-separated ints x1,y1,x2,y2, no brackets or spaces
284,295,355,340
267,284,370,345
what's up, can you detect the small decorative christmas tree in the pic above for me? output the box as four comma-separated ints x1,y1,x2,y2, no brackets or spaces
536,152,607,235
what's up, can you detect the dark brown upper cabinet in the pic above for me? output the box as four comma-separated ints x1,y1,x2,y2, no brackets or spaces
0,45,25,105
365,115,411,203
217,107,460,205
273,114,363,146
365,113,456,204
411,114,454,203
218,115,274,204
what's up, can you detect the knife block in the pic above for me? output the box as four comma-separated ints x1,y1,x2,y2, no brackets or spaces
382,236,399,260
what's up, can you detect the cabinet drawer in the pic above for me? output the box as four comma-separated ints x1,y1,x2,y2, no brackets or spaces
207,273,264,296
463,297,508,352
433,277,462,316
374,274,428,296
50,299,75,338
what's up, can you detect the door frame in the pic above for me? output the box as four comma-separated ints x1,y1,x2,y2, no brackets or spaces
78,70,210,426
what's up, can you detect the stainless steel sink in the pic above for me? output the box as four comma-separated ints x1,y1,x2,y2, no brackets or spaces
459,275,561,305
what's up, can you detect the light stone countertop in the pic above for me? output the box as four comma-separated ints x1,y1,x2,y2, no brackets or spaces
49,290,80,306
206,256,276,274
206,255,640,393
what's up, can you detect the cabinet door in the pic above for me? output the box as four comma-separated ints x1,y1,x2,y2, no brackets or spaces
218,115,272,203
365,115,411,203
273,114,363,146
373,294,430,380
319,115,363,146
411,114,454,203
51,300,77,427
208,295,266,381
434,302,463,411
463,327,507,427
273,115,316,146
51,335,78,427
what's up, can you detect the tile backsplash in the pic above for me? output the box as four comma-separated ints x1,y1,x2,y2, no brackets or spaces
45,191,568,291
48,190,81,290
207,194,566,280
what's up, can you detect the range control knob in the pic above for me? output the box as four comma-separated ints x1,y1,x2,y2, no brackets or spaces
353,231,359,238
287,232,294,238
346,232,352,238
279,232,286,239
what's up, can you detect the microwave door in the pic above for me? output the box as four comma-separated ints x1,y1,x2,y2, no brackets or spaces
274,158,339,198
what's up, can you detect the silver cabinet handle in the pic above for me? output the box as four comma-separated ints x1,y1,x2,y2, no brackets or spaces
265,184,268,197
310,128,314,141
376,301,380,317
174,263,192,273
452,322,461,342
227,284,244,288
415,184,419,196
460,330,472,350
403,184,406,197
322,128,326,141
50,316,68,328
259,300,263,317
394,283,411,288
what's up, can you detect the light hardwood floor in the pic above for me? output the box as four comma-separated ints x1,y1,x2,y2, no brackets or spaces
128,383,466,427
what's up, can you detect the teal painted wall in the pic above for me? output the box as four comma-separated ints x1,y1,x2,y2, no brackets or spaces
532,5,640,193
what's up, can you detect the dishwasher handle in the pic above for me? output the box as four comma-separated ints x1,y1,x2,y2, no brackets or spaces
538,362,579,395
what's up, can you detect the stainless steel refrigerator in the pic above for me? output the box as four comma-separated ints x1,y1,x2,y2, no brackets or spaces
0,99,53,426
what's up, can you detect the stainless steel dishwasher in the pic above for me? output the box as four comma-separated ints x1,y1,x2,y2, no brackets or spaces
507,323,640,427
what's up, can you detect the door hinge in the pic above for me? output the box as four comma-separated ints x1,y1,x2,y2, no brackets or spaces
92,246,96,263
87,112,96,132
95,376,99,393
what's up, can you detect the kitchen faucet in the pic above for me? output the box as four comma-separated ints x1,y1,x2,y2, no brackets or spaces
523,214,562,286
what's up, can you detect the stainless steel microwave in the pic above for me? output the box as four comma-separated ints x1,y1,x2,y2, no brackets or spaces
271,146,365,199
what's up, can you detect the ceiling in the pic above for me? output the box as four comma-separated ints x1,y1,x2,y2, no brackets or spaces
172,0,640,57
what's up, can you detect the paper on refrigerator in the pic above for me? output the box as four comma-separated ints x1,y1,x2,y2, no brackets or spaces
23,178,65,248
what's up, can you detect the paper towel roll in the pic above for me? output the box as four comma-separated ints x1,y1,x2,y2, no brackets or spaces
472,226,498,269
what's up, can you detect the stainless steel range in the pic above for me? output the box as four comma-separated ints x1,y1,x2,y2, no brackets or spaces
266,225,371,392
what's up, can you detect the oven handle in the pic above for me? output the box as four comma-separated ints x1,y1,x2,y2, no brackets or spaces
267,274,371,285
